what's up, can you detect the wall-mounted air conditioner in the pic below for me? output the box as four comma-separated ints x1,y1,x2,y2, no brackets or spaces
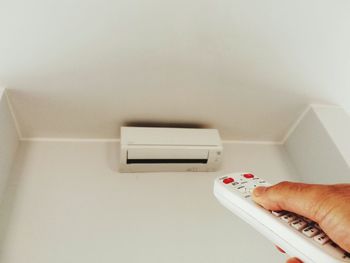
119,127,223,172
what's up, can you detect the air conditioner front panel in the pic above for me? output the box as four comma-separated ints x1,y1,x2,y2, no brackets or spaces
119,127,223,172
121,127,221,146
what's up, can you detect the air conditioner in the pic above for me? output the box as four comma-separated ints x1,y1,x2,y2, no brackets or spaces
119,127,223,172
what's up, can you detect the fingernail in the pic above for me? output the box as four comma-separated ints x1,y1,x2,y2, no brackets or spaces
253,186,267,197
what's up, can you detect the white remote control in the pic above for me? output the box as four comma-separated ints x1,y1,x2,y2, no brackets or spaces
213,172,350,263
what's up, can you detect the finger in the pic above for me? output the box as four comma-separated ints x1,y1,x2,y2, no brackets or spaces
286,258,303,263
252,181,332,223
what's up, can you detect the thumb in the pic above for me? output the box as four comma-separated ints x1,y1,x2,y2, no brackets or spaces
252,181,331,223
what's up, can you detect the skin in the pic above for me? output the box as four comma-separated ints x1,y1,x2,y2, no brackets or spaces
252,182,350,263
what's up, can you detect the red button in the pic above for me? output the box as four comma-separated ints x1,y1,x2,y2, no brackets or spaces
275,246,286,254
223,178,234,184
243,173,254,179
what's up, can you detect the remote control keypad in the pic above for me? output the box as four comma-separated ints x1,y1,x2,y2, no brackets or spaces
220,173,269,199
270,210,350,259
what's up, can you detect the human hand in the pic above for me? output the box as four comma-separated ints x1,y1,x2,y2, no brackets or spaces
252,182,350,262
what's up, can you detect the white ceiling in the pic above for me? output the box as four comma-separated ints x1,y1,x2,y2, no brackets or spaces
1,0,350,141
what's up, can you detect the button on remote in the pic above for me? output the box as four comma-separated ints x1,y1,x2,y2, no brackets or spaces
223,178,234,184
314,232,330,245
302,226,319,238
291,219,308,231
236,186,247,193
271,211,286,217
281,213,297,223
243,173,254,179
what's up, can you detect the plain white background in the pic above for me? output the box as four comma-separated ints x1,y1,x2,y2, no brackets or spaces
1,0,350,140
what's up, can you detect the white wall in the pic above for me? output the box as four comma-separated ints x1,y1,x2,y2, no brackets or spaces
0,141,298,263
284,106,350,184
0,88,19,201
1,0,350,140
313,106,350,168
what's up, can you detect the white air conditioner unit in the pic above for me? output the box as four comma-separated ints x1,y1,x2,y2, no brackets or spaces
119,127,223,172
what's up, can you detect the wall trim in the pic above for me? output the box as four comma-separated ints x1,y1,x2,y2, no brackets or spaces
221,140,281,145
20,137,281,145
20,137,121,143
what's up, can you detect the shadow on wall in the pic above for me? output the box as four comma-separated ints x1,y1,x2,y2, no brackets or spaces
122,121,210,129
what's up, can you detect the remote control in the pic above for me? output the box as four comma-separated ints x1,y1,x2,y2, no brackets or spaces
213,172,350,263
